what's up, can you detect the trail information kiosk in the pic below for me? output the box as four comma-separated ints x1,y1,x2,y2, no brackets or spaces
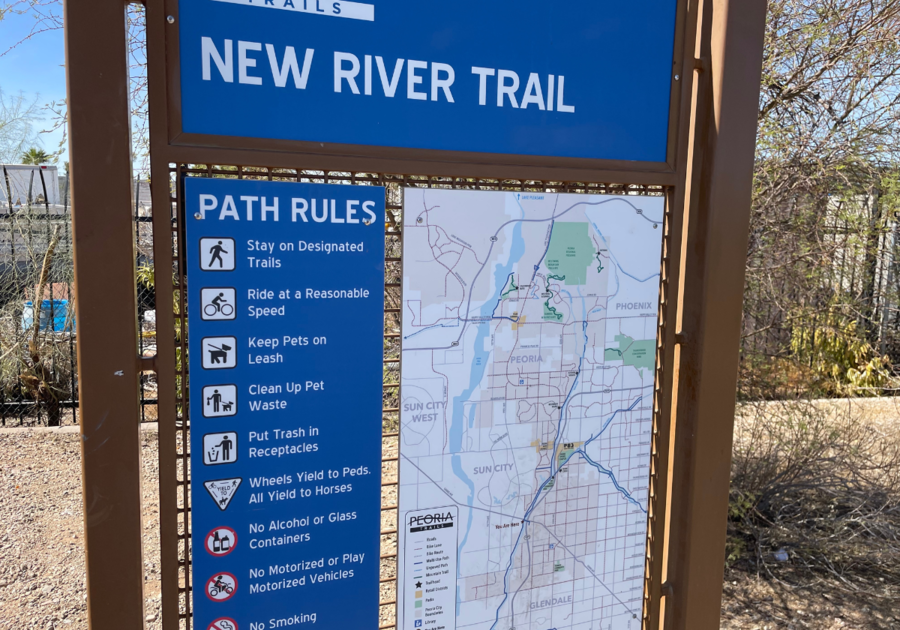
186,178,385,629
66,0,768,627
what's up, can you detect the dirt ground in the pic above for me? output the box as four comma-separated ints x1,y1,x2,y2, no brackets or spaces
1,400,898,629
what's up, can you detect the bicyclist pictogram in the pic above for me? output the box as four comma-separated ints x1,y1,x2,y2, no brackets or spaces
201,287,236,321
205,572,237,602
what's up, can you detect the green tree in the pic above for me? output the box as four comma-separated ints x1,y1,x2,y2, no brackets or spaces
20,146,50,164
741,0,900,396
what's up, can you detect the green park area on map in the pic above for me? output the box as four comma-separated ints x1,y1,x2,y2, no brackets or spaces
605,334,655,375
543,222,596,286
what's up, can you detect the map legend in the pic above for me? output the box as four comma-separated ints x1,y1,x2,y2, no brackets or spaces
401,507,458,630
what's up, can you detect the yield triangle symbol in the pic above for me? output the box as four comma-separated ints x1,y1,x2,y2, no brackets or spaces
204,477,242,511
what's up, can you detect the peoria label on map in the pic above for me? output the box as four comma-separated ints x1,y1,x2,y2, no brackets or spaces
398,189,664,630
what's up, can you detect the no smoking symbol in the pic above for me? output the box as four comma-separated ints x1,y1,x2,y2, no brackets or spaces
208,618,237,630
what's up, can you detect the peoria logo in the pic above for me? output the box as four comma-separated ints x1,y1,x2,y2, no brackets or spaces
409,511,454,528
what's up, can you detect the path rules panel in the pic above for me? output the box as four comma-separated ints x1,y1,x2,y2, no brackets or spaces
186,177,385,630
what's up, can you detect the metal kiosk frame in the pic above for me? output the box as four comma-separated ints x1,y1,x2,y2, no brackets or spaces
64,1,767,628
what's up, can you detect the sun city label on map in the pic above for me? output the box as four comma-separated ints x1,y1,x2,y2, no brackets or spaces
186,177,384,630
179,0,678,161
399,189,664,630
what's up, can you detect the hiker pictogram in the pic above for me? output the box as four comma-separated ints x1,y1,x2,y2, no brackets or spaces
205,572,237,602
204,432,238,466
200,237,235,271
201,287,236,321
204,478,242,511
202,336,237,369
202,384,237,418
205,526,237,557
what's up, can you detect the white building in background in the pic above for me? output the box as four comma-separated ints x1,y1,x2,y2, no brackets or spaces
0,165,62,208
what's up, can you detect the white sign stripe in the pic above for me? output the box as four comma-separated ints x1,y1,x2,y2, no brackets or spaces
210,0,375,22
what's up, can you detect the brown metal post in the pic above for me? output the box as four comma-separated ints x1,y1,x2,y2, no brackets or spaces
663,0,767,628
144,0,183,626
65,0,147,627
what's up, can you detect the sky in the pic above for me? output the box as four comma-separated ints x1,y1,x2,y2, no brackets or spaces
0,10,69,163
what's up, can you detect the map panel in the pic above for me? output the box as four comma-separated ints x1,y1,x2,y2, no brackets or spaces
398,189,665,630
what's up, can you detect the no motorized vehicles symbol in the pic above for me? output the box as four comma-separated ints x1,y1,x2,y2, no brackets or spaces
206,572,237,602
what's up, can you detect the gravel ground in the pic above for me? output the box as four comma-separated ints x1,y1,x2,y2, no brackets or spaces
1,399,898,629
0,426,162,630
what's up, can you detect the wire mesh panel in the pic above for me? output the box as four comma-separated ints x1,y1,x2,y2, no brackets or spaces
159,164,669,630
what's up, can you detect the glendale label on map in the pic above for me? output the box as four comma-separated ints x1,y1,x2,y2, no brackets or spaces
398,189,664,630
186,177,384,630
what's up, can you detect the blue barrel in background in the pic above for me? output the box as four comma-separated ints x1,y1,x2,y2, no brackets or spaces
22,300,73,332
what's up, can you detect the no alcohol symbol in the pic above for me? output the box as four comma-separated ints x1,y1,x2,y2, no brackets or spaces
205,526,237,557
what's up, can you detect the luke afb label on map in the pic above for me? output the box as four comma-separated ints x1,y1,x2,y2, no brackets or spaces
398,188,664,630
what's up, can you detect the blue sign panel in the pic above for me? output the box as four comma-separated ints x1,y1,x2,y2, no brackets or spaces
186,177,385,630
178,0,678,162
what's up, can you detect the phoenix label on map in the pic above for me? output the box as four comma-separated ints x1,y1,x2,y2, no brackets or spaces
398,188,665,630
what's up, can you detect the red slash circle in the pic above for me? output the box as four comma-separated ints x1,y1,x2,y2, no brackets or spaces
205,572,237,602
205,526,238,557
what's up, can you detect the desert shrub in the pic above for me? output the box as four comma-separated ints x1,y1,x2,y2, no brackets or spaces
789,310,894,396
729,400,900,595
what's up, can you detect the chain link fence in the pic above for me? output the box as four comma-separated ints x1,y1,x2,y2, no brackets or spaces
0,165,76,426
739,188,900,399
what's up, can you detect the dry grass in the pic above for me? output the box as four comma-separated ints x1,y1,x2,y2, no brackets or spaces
724,398,900,627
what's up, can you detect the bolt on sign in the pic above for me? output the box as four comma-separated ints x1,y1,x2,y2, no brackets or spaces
186,178,385,630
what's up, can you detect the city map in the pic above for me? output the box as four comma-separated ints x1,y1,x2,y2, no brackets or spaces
398,189,665,630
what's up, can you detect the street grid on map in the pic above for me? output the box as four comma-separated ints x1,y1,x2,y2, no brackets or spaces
399,189,665,630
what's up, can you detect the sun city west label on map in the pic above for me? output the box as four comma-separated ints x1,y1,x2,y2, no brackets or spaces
399,189,664,630
186,178,384,630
